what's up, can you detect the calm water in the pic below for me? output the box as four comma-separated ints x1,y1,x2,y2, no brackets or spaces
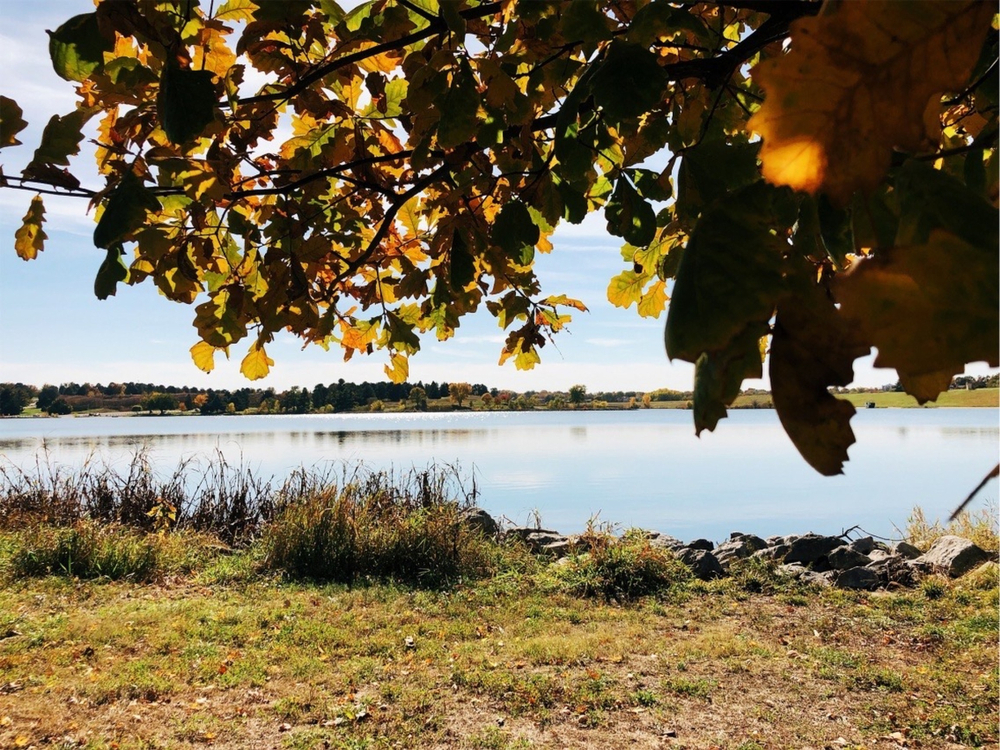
1,409,997,542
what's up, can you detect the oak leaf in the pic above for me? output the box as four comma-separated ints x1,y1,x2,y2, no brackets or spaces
835,229,999,404
190,341,218,373
14,195,47,260
750,1,995,204
0,97,27,149
240,342,274,380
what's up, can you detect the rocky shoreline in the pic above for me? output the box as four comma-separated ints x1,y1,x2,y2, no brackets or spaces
460,509,996,591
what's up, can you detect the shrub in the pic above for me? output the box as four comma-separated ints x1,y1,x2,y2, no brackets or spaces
547,526,691,601
262,466,504,587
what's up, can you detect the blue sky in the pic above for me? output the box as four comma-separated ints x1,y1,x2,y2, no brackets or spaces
1,2,993,393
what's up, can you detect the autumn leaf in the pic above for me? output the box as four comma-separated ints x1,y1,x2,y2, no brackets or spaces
47,13,113,82
94,244,129,300
240,342,274,380
190,340,218,373
606,270,646,310
750,1,995,204
385,352,409,384
0,97,27,149
770,273,870,476
14,195,47,260
835,228,999,404
636,280,668,319
693,323,768,436
158,65,218,145
93,171,160,249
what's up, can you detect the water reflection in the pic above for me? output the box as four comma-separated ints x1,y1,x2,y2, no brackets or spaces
1,409,997,541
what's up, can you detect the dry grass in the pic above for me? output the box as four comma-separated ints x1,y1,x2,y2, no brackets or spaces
0,558,996,749
903,500,999,554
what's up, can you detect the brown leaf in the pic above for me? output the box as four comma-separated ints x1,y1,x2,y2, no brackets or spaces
770,274,870,476
835,229,999,404
750,1,994,204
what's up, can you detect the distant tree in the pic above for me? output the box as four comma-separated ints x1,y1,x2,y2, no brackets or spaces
143,392,177,415
480,392,494,410
569,385,587,407
408,386,428,411
0,384,35,416
36,384,60,411
200,391,227,415
449,382,473,408
47,398,72,415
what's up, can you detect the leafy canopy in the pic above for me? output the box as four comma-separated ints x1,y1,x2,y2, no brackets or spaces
4,0,998,475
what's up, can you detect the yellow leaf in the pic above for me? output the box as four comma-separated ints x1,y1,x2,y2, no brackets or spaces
178,161,224,201
14,195,46,260
606,269,647,310
398,196,422,239
190,341,217,373
240,343,273,380
750,1,994,204
385,352,409,383
215,0,258,23
637,279,668,319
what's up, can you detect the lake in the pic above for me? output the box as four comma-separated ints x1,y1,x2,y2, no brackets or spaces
1,409,997,542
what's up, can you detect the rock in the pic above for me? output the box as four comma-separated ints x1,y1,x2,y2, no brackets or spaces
566,534,592,554
848,536,876,555
866,555,921,588
458,508,499,537
784,534,843,567
778,562,808,579
799,570,834,587
686,538,714,552
826,545,872,570
961,561,999,590
505,527,568,553
867,549,893,562
753,543,791,562
835,567,881,590
915,535,990,577
647,535,685,552
714,535,768,568
677,548,724,580
891,541,923,560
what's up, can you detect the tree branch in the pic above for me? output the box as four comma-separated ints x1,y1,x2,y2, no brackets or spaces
236,2,501,106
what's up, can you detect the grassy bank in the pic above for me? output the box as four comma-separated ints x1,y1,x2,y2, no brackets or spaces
1,460,998,748
647,388,1000,410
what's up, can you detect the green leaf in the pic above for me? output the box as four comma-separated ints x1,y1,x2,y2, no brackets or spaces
605,178,656,247
590,41,666,122
47,13,113,82
157,66,218,145
94,244,129,300
94,171,161,249
770,267,870,476
28,109,93,167
491,200,539,265
665,184,787,363
894,158,998,251
676,138,760,220
629,168,672,202
692,323,768,435
450,231,476,292
440,1,466,36
560,2,612,46
0,96,27,149
436,58,479,149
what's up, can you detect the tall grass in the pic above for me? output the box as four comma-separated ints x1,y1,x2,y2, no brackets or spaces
263,464,511,586
904,500,999,554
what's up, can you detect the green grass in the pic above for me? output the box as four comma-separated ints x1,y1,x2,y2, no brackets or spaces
841,388,999,408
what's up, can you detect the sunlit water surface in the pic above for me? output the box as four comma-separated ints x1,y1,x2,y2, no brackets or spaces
1,409,996,541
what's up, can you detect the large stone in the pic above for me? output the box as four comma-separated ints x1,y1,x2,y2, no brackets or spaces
891,541,923,560
505,527,568,553
784,534,843,567
647,534,685,552
678,548,724,580
686,538,714,552
754,543,791,562
458,508,500,537
714,536,768,567
835,567,881,591
847,537,877,555
915,535,990,577
826,545,872,571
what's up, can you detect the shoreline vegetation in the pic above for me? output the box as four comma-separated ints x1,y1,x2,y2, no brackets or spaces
1,459,997,748
3,379,998,419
